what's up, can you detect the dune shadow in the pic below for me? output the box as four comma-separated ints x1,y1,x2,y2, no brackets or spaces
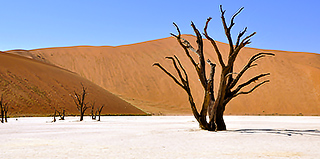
230,129,320,136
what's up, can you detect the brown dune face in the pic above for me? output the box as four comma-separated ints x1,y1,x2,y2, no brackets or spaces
0,53,146,116
6,35,320,115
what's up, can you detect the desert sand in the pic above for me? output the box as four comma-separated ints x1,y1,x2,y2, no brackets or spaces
1,116,319,158
0,52,146,116
5,35,320,115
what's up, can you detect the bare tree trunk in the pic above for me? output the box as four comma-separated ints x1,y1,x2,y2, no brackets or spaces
97,111,101,121
91,102,96,120
53,108,56,122
97,105,104,121
0,94,8,123
80,106,84,121
1,107,3,123
0,97,3,123
4,105,8,123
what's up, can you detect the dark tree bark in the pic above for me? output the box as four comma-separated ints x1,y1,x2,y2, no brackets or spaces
56,109,65,120
0,94,8,123
53,108,57,122
72,84,89,121
97,105,104,121
91,102,96,120
4,104,8,123
60,109,65,120
153,5,274,131
0,103,4,123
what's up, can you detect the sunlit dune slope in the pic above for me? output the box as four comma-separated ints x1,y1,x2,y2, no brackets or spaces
0,52,146,116
6,35,320,115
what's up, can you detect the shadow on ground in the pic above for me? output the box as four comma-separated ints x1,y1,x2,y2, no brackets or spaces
230,129,320,136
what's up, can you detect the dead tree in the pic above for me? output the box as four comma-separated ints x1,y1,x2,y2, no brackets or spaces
0,94,8,123
73,84,89,121
57,109,65,120
53,108,65,122
96,105,104,121
60,109,65,120
153,5,274,131
4,104,8,123
90,102,96,120
0,102,4,123
53,108,57,122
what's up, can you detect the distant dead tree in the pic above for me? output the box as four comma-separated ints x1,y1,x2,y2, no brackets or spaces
90,102,96,120
59,109,65,120
153,5,274,131
96,105,104,121
72,84,89,121
57,109,65,120
53,108,57,122
53,108,65,122
0,94,9,123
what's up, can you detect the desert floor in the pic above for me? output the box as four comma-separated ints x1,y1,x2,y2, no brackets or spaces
1,116,320,158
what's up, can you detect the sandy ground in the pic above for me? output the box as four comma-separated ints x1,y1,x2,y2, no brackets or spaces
1,116,320,158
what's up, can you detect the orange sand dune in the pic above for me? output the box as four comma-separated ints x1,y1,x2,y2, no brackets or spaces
5,35,320,115
0,52,146,116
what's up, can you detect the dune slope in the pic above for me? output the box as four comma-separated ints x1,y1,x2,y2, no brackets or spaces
0,52,146,116
6,35,320,115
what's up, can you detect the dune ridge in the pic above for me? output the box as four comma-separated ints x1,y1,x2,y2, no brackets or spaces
0,52,146,116
5,35,320,115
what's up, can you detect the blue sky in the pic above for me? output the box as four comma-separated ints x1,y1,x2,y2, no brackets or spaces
0,0,319,53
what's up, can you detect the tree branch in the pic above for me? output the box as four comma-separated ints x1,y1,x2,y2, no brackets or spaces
166,56,187,86
174,55,189,85
191,21,204,58
153,63,185,89
170,38,199,72
203,17,226,68
191,21,207,88
233,80,269,97
236,27,247,47
229,52,275,89
229,7,244,30
220,5,234,54
232,73,270,95
180,38,198,56
207,59,216,84
73,91,81,109
171,22,198,69
228,31,256,66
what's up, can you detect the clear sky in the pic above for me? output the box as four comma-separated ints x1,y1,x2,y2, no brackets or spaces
0,0,319,53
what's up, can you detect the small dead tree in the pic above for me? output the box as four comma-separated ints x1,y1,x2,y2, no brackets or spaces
73,84,89,121
53,108,57,122
57,109,65,120
90,102,96,120
96,105,104,121
60,109,65,120
0,94,8,123
53,108,65,122
153,5,274,131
